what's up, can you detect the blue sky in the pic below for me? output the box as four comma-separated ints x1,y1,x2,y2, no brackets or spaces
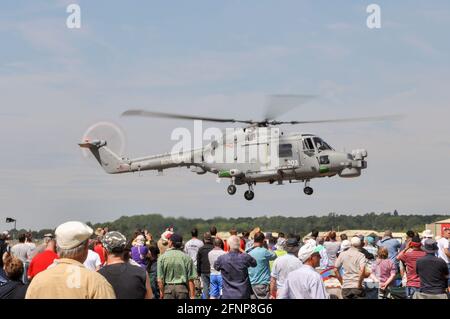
1,1,449,230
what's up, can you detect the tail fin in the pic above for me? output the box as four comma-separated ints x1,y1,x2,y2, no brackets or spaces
79,140,129,174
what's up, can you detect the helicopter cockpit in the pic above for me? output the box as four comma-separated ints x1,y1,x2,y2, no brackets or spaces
302,135,334,152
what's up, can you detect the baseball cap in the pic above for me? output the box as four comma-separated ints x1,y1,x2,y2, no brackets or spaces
102,231,127,252
169,233,183,244
55,221,93,249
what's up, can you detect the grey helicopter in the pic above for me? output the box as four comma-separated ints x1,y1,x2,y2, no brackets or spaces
79,96,400,200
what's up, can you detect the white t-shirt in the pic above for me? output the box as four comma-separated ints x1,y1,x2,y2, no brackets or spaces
437,237,449,263
184,238,204,266
83,249,102,271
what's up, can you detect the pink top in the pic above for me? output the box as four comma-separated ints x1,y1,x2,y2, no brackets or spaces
373,258,396,285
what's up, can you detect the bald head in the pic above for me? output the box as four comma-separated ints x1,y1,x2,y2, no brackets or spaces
228,235,241,252
384,230,393,238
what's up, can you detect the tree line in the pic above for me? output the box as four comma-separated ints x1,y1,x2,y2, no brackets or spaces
8,212,448,241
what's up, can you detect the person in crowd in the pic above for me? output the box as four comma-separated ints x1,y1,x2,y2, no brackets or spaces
421,229,434,245
396,235,426,298
25,221,115,298
0,232,10,282
24,233,36,256
436,227,450,286
267,233,277,251
270,236,287,270
278,241,329,299
144,230,154,246
157,229,173,255
358,235,375,261
83,247,102,271
0,252,28,299
196,232,213,299
99,231,153,299
184,228,204,267
11,233,31,264
246,232,277,299
362,235,378,299
335,236,368,299
400,230,416,251
314,237,329,269
364,235,378,258
340,233,348,241
337,239,351,257
131,235,149,269
376,230,401,266
93,236,106,266
310,229,319,242
414,239,449,299
157,233,196,299
270,237,302,298
210,226,218,240
11,233,33,284
324,231,340,267
214,235,256,299
372,247,396,299
145,244,160,299
242,231,251,250
208,238,226,299
27,238,57,280
276,233,286,249
223,228,245,252
29,233,53,259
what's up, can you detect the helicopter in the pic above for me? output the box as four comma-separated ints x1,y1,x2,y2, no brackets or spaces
79,96,400,200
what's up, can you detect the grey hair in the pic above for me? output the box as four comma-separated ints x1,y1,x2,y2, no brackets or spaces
57,240,88,259
228,235,241,251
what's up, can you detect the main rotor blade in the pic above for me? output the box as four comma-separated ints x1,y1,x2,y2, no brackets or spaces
264,94,317,120
121,110,255,124
272,114,404,125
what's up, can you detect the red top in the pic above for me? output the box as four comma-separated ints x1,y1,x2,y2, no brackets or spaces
94,244,106,265
223,238,245,252
397,249,427,288
28,250,58,279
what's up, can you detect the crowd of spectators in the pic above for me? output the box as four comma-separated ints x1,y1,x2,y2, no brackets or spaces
0,223,449,299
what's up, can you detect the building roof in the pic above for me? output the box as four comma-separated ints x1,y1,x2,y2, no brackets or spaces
432,218,450,224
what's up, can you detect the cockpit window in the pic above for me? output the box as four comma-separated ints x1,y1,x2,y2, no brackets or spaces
303,138,315,151
313,137,333,151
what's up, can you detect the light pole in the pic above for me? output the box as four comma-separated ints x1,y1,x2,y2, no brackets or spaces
6,217,16,240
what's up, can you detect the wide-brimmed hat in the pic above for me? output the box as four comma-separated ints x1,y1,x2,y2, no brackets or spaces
422,239,438,254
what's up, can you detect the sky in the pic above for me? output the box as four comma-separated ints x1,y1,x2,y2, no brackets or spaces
1,1,449,230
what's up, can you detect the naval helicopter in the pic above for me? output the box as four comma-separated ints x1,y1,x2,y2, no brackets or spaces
79,97,399,200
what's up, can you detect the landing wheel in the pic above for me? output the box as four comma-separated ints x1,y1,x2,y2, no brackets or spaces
304,186,313,195
227,184,237,195
244,190,255,201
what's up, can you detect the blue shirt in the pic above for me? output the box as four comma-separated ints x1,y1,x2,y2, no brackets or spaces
247,247,277,285
214,251,256,299
377,237,401,264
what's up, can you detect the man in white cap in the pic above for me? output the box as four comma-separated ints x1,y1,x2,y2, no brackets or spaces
277,241,329,299
335,236,368,299
25,221,116,299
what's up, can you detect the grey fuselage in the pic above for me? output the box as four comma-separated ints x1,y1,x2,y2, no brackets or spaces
80,126,367,186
